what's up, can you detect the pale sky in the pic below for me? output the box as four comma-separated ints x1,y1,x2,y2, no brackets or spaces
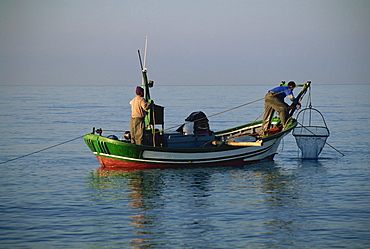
0,0,369,85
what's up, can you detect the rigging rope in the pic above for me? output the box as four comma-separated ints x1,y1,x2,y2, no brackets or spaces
106,84,306,134
162,96,266,133
104,95,266,134
0,134,86,165
295,121,345,157
106,87,300,134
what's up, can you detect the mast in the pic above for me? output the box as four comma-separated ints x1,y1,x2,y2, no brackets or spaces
137,37,165,146
142,36,151,102
137,50,151,102
138,51,152,128
138,37,155,131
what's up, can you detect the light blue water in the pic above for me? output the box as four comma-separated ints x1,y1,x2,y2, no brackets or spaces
0,84,369,248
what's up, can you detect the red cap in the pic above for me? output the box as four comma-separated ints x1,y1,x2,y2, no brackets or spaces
136,86,144,95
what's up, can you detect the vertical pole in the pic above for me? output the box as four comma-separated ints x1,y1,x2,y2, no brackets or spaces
143,36,148,69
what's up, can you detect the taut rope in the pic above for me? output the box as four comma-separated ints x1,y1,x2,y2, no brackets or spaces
0,134,86,165
162,96,266,133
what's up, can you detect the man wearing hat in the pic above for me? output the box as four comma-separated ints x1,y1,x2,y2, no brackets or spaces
262,81,301,133
129,86,153,145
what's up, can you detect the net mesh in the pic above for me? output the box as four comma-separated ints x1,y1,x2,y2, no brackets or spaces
293,126,329,159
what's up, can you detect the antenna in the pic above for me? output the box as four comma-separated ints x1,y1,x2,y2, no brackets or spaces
143,36,148,69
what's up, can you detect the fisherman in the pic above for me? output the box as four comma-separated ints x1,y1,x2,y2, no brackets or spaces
129,86,153,145
262,81,301,132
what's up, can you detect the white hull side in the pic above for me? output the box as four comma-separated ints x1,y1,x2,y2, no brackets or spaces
141,137,282,164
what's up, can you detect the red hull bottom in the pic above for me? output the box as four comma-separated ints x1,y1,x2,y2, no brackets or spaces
96,155,275,171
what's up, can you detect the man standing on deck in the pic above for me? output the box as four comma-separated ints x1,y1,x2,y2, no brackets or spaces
130,86,153,145
262,81,301,132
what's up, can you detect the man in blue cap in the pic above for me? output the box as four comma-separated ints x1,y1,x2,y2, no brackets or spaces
262,81,301,133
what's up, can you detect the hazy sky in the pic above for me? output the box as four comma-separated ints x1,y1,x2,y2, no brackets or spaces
1,0,369,85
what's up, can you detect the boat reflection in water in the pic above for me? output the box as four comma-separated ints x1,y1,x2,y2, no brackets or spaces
87,161,324,248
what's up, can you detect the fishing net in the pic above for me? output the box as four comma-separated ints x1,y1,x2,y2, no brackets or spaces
293,107,330,159
293,126,329,159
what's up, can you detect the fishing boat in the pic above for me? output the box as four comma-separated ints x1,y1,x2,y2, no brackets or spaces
84,45,311,170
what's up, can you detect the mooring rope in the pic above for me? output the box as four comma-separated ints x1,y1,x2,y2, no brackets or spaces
0,134,87,165
277,137,284,155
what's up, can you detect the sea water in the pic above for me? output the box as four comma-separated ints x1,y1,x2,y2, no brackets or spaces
0,84,369,248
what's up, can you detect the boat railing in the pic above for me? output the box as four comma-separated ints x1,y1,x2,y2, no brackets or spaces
217,123,263,141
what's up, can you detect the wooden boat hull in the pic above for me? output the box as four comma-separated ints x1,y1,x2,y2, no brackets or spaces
84,119,297,170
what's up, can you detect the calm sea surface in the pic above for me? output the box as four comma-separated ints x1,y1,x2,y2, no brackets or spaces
0,84,369,248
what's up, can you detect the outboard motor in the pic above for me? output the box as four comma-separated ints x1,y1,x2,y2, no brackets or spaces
177,111,212,134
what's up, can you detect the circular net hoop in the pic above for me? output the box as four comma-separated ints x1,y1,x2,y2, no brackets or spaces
293,108,330,159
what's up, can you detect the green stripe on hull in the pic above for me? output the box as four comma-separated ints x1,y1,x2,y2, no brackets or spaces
84,118,297,169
